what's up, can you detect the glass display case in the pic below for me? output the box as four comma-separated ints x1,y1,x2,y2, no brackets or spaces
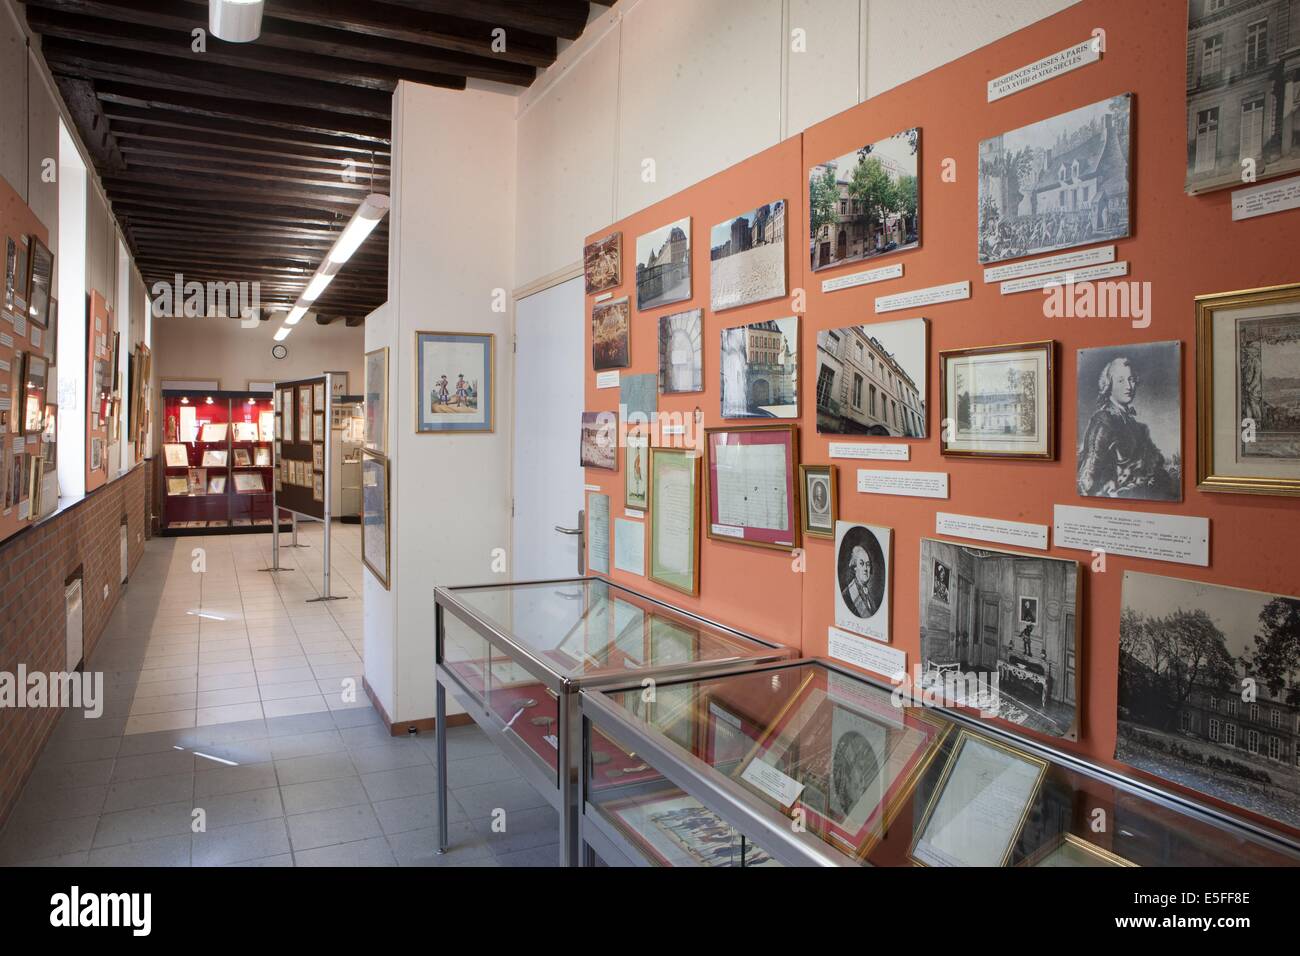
579,659,1300,867
434,578,794,865
160,389,281,534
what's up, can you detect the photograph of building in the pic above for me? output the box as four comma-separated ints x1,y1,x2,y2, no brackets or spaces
709,199,786,311
1186,0,1300,194
1117,572,1300,829
720,317,798,419
815,318,926,437
636,218,692,311
809,128,919,272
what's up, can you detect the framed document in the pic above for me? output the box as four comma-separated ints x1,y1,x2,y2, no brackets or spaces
704,423,799,550
910,730,1048,867
361,450,390,589
163,443,188,468
939,341,1055,459
313,381,326,410
232,448,251,467
166,476,189,496
297,386,311,443
200,449,227,468
586,491,611,574
1196,282,1300,496
648,447,700,595
1019,833,1135,868
312,443,324,471
234,472,265,493
799,464,836,538
313,411,325,442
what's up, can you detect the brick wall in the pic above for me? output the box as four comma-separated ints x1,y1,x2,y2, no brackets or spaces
0,465,149,829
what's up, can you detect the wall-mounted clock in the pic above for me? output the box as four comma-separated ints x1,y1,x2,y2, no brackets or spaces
272,344,288,360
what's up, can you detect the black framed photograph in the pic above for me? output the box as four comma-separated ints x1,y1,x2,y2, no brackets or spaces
25,236,54,328
799,464,836,538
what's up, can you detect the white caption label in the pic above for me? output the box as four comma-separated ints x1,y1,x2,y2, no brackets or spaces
740,759,806,807
828,626,907,680
710,524,744,538
988,38,1101,102
983,245,1115,284
821,262,903,294
1053,505,1209,567
829,441,910,461
999,261,1128,295
857,469,949,499
595,370,620,389
936,512,1048,550
875,281,970,314
1231,174,1300,221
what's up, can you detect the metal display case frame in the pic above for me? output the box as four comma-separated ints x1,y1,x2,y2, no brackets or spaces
578,657,1300,868
433,577,792,866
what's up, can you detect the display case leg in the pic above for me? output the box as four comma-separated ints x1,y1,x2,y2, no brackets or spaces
436,680,449,854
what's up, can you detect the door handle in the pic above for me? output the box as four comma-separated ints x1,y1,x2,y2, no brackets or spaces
554,526,582,535
554,509,585,575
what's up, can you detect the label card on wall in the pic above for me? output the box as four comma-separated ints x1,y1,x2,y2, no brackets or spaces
830,442,909,461
1053,504,1209,567
987,37,1101,102
857,469,948,499
596,370,620,389
827,626,906,681
982,245,1115,284
999,260,1128,296
936,512,1048,550
875,281,969,314
1231,174,1300,221
822,262,903,294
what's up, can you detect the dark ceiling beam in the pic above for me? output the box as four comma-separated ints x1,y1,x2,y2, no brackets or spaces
116,145,391,182
40,38,402,119
116,153,386,191
126,222,389,248
97,92,389,145
315,313,339,325
24,0,537,86
344,316,365,327
51,75,126,173
109,196,356,228
377,0,591,40
111,129,390,168
102,173,366,211
28,8,472,94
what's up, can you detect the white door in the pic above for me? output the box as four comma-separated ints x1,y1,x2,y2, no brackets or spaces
512,276,585,580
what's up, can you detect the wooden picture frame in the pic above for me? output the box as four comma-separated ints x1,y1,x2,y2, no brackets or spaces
25,235,53,329
939,340,1055,459
799,464,836,538
361,450,391,589
703,423,800,551
1195,282,1300,496
647,447,701,596
414,331,494,433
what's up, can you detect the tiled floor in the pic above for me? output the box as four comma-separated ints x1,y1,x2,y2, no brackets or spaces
0,524,559,866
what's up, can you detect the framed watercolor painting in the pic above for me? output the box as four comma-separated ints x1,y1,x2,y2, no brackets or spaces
939,341,1055,459
364,346,389,454
415,331,494,433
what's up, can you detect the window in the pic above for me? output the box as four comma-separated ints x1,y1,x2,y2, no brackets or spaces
816,366,835,409
1250,703,1260,723
1245,19,1267,72
1268,736,1281,760
1227,699,1238,717
1208,0,1227,11
1224,722,1237,746
1180,711,1191,731
840,199,848,214
854,341,863,363
852,373,863,409
1202,35,1223,78
1210,696,1218,712
869,385,877,418
1247,729,1260,753
1195,107,1219,173
1241,96,1265,159
1270,709,1281,729
1209,718,1221,742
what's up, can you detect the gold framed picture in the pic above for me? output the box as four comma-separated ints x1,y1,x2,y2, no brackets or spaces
799,464,836,538
939,341,1055,459
361,450,391,589
1195,282,1300,496
1018,833,1135,868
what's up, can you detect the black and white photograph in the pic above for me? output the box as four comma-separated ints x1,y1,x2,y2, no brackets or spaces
720,316,798,419
815,317,926,437
1186,0,1300,194
658,308,703,394
978,94,1131,264
635,217,691,311
584,231,622,294
1076,340,1181,501
580,411,617,471
1117,571,1300,829
834,521,890,642
809,128,919,272
919,538,1081,739
709,199,786,311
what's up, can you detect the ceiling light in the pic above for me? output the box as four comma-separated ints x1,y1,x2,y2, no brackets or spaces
327,194,390,266
210,0,264,43
284,306,308,326
273,326,292,342
301,265,338,304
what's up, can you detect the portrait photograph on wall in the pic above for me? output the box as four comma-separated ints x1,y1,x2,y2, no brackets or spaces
592,296,631,371
918,538,1081,740
978,93,1131,264
635,218,691,311
1116,571,1300,830
658,309,703,395
940,341,1054,459
1196,282,1300,496
809,128,919,272
1076,340,1181,501
720,317,798,419
834,521,891,642
815,317,927,438
415,331,493,433
579,411,617,471
709,199,786,311
584,231,622,294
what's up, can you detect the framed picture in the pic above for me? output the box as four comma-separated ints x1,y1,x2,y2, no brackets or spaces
648,447,700,596
22,353,48,434
799,464,836,537
26,236,53,328
658,308,703,395
46,298,58,360
274,414,282,441
810,128,919,272
312,443,324,471
200,422,227,443
1196,282,1300,495
312,381,325,410
166,476,189,496
207,474,227,494
312,473,324,501
255,446,271,467
1018,833,1135,868
833,521,891,641
186,467,204,495
326,372,347,398
232,448,251,467
815,317,927,437
200,449,227,468
232,421,258,442
720,317,798,419
4,236,14,311
364,346,388,454
234,472,265,494
978,94,1131,264
583,231,622,295
710,199,786,311
940,341,1054,459
297,386,311,443
601,792,774,868
704,423,799,551
415,331,494,433
579,411,617,471
635,218,691,311
919,537,1081,739
12,235,28,314
911,730,1048,867
591,296,630,371
41,404,57,473
1077,340,1181,501
361,450,391,589
587,491,611,575
625,435,649,511
313,411,325,442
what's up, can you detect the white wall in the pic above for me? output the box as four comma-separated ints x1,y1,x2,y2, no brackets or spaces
511,0,1081,289
365,81,516,725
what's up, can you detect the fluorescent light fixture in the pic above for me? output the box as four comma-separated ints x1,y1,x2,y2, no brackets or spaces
210,0,264,43
273,326,291,342
300,264,338,304
284,306,308,326
327,193,390,266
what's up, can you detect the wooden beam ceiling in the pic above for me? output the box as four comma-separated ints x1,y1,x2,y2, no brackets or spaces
24,0,603,323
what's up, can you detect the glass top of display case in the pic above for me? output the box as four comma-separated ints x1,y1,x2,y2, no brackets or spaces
437,578,788,685
582,659,1300,867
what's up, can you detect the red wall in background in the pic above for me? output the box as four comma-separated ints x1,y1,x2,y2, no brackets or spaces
585,0,1300,834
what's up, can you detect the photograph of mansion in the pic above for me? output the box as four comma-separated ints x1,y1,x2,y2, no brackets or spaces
815,326,924,437
1177,686,1300,769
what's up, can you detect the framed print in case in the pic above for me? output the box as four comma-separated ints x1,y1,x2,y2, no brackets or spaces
799,464,836,537
415,331,493,433
313,411,325,442
704,423,799,551
940,341,1054,459
648,447,700,596
364,346,389,454
1196,282,1300,495
361,450,390,589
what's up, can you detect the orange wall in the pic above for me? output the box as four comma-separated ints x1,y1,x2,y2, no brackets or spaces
584,0,1300,833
